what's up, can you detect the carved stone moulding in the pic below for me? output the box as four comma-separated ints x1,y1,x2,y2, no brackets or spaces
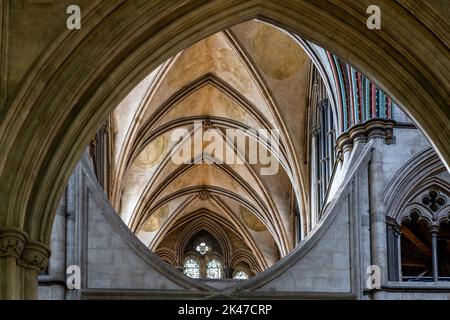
0,228,28,259
422,190,447,213
199,190,210,201
0,228,51,272
336,118,395,156
202,120,214,130
20,241,50,272
386,216,402,235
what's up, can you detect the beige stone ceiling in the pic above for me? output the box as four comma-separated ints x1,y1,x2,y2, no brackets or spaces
109,20,312,271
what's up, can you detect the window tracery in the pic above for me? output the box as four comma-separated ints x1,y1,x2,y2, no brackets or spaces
183,257,200,279
309,65,337,224
206,258,223,279
233,270,249,280
387,187,450,282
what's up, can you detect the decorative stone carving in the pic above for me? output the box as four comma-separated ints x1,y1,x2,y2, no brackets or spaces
336,149,344,162
422,190,446,212
0,229,27,258
20,241,50,272
312,80,319,94
311,124,320,136
199,191,210,201
336,118,395,155
428,225,440,234
202,120,214,130
385,148,450,225
99,120,109,134
386,217,401,236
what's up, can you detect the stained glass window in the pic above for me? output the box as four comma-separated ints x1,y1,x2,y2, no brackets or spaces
233,270,249,280
206,259,222,279
183,257,200,279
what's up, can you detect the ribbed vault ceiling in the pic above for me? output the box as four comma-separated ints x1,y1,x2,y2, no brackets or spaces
108,20,312,272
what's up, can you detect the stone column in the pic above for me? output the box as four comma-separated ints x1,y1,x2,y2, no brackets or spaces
21,241,51,299
0,228,27,299
429,225,440,282
0,229,50,300
368,138,387,298
223,267,234,279
311,125,321,225
386,218,401,281
396,225,402,281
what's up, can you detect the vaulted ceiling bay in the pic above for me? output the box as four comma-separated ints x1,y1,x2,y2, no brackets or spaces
106,20,312,277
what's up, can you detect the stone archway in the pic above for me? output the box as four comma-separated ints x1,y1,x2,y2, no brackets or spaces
0,0,448,299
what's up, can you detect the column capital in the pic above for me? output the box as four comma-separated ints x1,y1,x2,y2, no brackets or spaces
386,217,402,235
428,225,440,234
0,228,28,259
20,241,51,272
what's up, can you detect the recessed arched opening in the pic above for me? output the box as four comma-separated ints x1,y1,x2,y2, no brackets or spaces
0,1,448,300
84,20,349,281
393,211,450,282
80,16,447,287
401,213,434,279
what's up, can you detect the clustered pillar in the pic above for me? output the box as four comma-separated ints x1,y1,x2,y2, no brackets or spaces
0,228,50,300
386,218,402,281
